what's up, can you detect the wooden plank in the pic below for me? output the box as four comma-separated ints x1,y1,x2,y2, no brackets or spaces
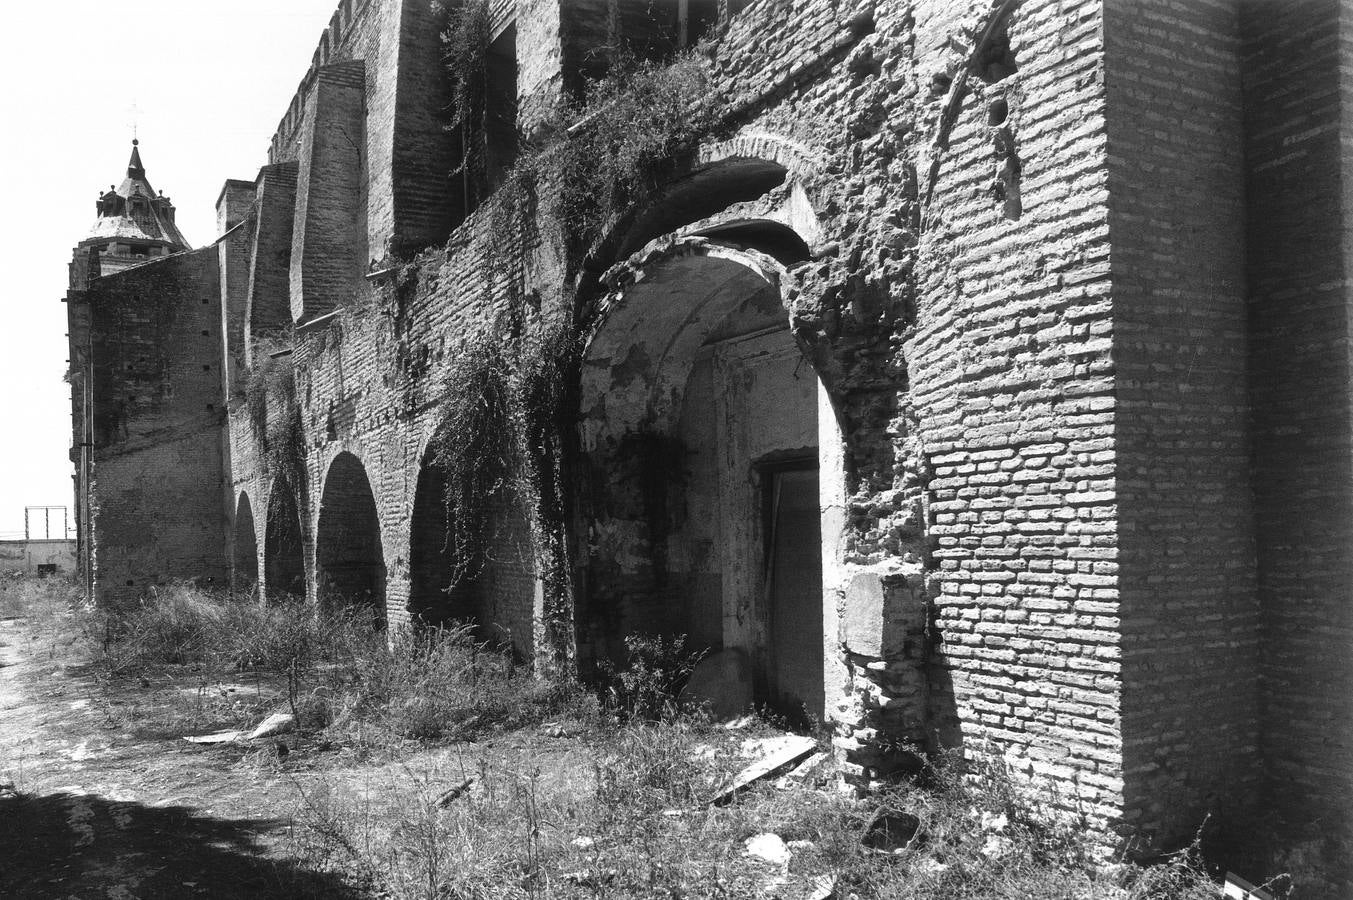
708,735,818,805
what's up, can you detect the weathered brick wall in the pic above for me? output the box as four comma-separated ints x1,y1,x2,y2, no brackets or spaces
218,180,257,394
247,163,298,353
390,0,457,256
82,248,229,606
1243,0,1353,888
112,0,1353,881
290,61,368,323
905,0,1123,827
1103,0,1261,848
241,0,1135,828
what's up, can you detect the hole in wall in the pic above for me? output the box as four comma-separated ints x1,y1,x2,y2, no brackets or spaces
987,98,1008,127
977,21,1018,84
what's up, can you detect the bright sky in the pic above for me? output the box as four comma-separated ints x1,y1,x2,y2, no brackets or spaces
0,1,340,540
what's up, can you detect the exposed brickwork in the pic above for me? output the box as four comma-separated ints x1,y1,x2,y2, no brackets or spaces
72,248,229,607
290,61,368,323
63,1,1353,888
247,163,298,352
217,180,258,395
907,0,1121,825
1242,0,1353,889
1104,0,1260,848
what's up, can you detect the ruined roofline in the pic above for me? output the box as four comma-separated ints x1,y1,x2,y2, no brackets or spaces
264,0,516,165
215,178,257,211
82,239,226,287
266,0,369,164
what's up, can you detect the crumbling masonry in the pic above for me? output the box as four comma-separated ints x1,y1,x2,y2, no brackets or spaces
64,0,1353,889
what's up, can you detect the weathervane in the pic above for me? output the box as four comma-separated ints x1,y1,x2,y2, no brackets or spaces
126,100,141,143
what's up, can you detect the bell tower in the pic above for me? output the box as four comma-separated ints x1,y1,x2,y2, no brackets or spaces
70,140,190,288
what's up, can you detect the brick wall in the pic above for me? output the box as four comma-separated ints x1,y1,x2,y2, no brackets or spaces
1243,0,1353,887
247,163,298,353
89,0,1353,881
290,61,368,323
906,0,1124,825
218,180,257,394
1103,0,1260,847
81,248,229,606
390,0,457,256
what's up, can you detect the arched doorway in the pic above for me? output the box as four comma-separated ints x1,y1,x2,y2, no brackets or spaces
409,451,456,627
316,452,386,625
409,442,538,658
264,478,306,601
579,239,827,720
233,492,260,596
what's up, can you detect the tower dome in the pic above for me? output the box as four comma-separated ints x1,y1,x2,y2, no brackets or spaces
76,140,190,279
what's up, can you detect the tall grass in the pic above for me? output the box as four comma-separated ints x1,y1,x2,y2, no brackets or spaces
0,572,81,622
69,585,1234,898
87,583,596,747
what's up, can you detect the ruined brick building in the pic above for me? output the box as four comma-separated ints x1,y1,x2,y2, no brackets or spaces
63,0,1353,889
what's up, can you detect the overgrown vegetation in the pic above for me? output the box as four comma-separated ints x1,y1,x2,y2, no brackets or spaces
420,26,721,659
242,336,306,490
0,571,81,623
82,583,590,748
597,633,706,721
286,723,1228,900
1,579,1278,897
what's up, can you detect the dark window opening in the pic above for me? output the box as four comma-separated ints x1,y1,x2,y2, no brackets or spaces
450,21,518,227
485,24,518,189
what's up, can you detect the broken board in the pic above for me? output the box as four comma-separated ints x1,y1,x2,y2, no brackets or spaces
709,735,818,805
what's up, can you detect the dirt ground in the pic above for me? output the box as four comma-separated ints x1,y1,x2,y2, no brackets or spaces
0,606,329,898
0,605,602,900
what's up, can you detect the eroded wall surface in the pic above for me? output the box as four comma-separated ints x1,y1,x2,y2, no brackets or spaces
71,248,229,606
69,0,1353,885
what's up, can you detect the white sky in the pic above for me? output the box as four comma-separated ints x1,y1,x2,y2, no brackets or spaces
0,1,341,540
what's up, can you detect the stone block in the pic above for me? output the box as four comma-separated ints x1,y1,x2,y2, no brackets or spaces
840,572,927,659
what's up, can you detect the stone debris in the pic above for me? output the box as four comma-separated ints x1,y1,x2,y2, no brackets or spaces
861,808,920,853
807,874,837,900
743,832,791,866
773,750,832,788
182,730,244,745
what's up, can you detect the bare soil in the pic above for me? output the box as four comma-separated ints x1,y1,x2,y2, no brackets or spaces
0,610,600,899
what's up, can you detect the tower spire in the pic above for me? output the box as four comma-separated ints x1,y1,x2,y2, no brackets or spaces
127,139,145,179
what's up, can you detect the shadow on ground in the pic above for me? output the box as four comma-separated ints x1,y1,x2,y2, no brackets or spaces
0,789,361,899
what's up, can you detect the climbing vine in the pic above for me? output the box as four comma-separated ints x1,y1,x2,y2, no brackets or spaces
419,24,731,671
435,0,494,219
243,339,306,494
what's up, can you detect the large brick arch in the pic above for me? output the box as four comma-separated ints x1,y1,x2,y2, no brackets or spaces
315,450,387,624
573,136,828,326
263,477,306,602
408,438,455,628
575,237,847,720
408,428,539,661
233,492,260,596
